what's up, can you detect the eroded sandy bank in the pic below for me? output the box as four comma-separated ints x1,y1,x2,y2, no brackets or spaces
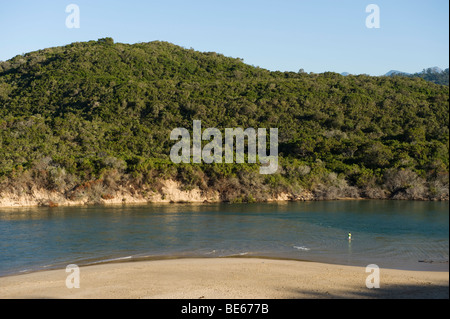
0,179,315,208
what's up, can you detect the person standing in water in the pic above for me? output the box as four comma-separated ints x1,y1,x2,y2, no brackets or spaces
348,232,352,241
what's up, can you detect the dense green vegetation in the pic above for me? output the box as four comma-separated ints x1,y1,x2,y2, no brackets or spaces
0,38,448,203
413,68,449,86
388,68,449,86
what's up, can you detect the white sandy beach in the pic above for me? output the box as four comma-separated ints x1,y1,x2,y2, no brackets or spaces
0,258,448,299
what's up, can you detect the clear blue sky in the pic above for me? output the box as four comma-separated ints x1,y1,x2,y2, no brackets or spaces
1,0,448,75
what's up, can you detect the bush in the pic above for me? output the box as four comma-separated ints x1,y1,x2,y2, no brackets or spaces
383,168,428,200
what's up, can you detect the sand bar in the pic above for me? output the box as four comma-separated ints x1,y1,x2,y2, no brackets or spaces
0,258,448,299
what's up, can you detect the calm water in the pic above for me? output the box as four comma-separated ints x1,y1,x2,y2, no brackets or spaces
0,200,448,276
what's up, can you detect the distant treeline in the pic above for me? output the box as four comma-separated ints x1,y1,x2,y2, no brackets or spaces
0,38,448,203
389,68,449,86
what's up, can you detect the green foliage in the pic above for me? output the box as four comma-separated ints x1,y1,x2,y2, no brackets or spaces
0,39,448,201
411,68,449,86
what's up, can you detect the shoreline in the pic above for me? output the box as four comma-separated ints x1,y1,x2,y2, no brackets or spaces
2,254,448,279
0,257,448,299
1,179,447,209
0,196,447,210
0,198,361,209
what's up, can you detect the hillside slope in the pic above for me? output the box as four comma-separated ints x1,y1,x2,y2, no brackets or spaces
0,38,448,205
386,67,449,86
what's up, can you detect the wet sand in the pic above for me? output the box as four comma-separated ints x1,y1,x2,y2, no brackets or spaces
0,258,448,299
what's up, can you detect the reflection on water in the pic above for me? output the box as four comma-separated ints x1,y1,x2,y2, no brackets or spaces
0,201,448,276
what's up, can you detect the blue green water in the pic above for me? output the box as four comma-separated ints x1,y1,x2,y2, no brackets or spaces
0,200,448,276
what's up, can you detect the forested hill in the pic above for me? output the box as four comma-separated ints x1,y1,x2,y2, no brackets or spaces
387,68,449,86
411,68,449,86
0,38,448,203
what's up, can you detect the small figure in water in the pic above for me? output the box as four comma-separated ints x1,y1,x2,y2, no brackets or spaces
348,232,352,241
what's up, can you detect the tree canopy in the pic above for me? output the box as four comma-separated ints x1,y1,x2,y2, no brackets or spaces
0,38,448,203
